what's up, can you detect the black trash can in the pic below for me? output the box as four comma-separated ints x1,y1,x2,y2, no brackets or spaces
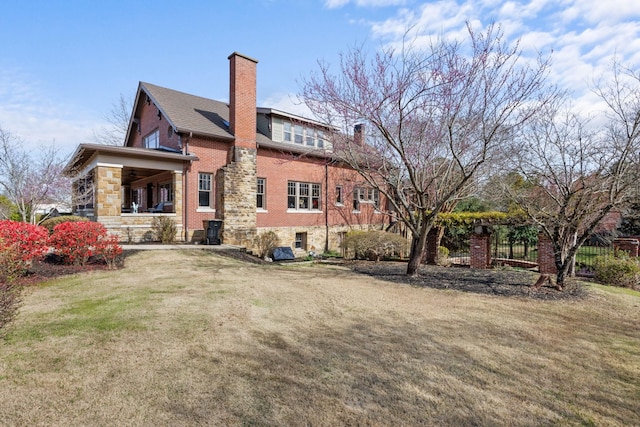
203,220,222,245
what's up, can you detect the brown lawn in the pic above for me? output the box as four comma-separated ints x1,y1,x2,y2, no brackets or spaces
0,249,638,426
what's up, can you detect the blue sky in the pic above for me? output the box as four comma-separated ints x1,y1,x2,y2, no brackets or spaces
1,0,639,154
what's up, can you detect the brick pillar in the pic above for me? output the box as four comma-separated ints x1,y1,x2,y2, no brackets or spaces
614,238,639,257
537,232,557,274
423,227,439,264
470,233,491,269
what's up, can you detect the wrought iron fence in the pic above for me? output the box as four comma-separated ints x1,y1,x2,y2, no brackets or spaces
439,224,615,273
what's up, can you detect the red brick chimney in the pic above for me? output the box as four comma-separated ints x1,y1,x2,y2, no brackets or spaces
354,123,365,146
228,52,258,149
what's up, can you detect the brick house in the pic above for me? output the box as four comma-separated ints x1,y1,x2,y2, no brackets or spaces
64,52,387,254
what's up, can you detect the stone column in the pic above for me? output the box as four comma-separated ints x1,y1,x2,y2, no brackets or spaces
93,165,123,238
470,232,492,269
172,170,184,241
217,147,257,246
95,165,122,217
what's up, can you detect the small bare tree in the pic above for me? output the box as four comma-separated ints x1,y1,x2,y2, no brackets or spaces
92,93,132,146
0,126,70,224
301,22,554,275
506,62,640,288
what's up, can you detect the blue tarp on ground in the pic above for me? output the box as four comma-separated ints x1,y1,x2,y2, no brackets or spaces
272,246,295,261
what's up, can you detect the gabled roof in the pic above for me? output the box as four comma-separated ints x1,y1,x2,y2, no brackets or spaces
137,82,234,141
127,82,333,159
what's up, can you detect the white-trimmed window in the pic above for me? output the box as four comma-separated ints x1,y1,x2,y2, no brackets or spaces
317,130,325,148
198,173,212,207
335,186,343,205
257,178,266,209
294,124,304,144
143,129,159,149
159,182,173,203
272,118,329,149
288,181,321,211
353,187,379,211
283,121,292,142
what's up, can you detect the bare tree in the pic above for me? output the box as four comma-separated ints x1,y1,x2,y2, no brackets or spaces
301,23,553,275
92,93,132,146
506,62,640,288
0,126,70,224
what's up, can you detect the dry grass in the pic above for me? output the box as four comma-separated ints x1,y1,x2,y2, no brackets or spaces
1,250,639,426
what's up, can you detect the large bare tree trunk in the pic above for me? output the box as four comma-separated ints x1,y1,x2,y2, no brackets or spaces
407,222,430,276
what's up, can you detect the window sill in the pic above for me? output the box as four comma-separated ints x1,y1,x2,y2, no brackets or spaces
256,208,268,213
197,208,216,213
286,209,323,214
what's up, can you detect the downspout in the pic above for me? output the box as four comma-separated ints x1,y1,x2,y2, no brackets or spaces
324,161,329,253
183,131,192,242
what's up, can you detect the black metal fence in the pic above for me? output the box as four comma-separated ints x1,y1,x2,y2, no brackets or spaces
440,225,614,272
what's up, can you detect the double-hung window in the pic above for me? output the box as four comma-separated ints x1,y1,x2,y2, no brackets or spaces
353,187,379,211
288,181,321,211
283,122,292,142
257,178,266,209
198,173,212,208
335,186,343,205
294,125,304,144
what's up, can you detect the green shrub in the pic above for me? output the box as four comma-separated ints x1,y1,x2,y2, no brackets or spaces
40,215,89,234
437,246,450,266
253,231,280,258
151,217,177,244
344,230,408,261
593,255,640,289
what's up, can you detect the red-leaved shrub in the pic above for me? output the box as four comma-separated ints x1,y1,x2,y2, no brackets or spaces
96,234,123,269
49,221,122,268
0,220,49,281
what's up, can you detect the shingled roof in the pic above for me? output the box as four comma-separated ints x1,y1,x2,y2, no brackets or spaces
138,82,234,140
135,82,276,147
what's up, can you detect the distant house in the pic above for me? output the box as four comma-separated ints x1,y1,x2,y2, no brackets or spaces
64,52,387,253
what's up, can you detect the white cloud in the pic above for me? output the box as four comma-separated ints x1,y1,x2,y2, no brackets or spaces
359,0,640,118
260,92,315,120
0,67,99,155
325,0,407,8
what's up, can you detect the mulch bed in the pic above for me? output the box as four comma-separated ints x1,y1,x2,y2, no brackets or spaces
8,254,118,287
349,261,587,301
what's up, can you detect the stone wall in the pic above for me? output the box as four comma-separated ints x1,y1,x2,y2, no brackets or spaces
100,214,182,243
217,147,257,246
256,223,382,257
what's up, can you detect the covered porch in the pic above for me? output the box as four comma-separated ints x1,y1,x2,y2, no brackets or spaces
64,144,198,242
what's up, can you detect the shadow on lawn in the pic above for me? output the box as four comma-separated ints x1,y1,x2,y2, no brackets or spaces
167,312,636,426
